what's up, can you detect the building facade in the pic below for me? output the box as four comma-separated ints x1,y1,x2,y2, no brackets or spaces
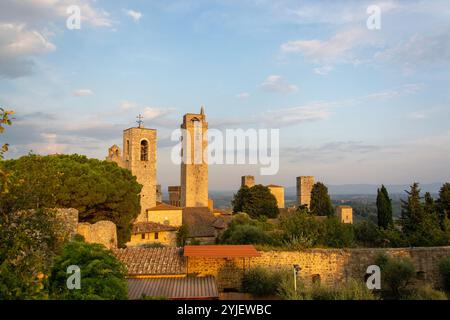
297,176,315,209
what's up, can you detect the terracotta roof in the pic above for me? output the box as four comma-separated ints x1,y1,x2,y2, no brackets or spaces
113,247,186,275
182,207,216,238
266,184,283,188
132,222,178,234
127,276,218,300
184,245,261,258
147,203,182,211
212,215,232,229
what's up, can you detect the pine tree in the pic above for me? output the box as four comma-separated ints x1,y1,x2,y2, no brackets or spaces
401,182,424,234
376,185,393,229
437,183,450,227
310,182,334,216
232,185,251,213
423,192,439,225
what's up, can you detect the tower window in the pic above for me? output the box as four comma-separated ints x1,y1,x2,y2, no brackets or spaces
140,140,148,161
126,140,130,155
154,232,159,240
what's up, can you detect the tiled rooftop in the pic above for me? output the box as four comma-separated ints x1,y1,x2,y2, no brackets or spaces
113,247,186,276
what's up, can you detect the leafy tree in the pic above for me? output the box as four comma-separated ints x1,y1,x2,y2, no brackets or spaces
322,216,354,248
0,209,66,299
232,185,251,213
376,253,415,299
49,239,127,300
232,184,278,218
310,182,334,216
0,108,14,194
2,154,142,246
218,213,273,245
176,225,189,247
376,185,393,229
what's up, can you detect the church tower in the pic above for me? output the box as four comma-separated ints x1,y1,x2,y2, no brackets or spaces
122,119,157,221
180,107,208,208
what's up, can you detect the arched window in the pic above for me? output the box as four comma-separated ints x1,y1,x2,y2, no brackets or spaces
140,140,148,161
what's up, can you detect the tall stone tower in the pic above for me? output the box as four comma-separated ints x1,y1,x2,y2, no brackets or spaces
241,175,255,188
180,107,208,208
123,126,157,221
297,176,314,209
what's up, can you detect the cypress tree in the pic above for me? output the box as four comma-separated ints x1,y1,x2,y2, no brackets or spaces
376,185,393,229
310,182,334,216
401,182,424,234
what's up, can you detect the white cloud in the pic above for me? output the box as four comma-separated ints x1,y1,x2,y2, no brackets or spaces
281,27,374,62
260,75,298,93
0,23,55,77
120,100,137,110
375,31,450,72
73,89,94,97
314,65,333,75
262,102,331,126
142,107,175,120
124,9,142,22
236,92,250,99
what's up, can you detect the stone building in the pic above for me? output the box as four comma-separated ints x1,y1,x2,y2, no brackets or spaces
156,184,162,203
267,184,285,209
336,205,353,224
180,107,209,208
106,125,157,221
297,176,315,209
168,186,181,207
241,175,255,188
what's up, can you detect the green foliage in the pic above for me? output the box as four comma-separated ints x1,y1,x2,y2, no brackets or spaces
377,185,393,229
2,154,142,246
438,257,450,292
49,240,127,300
310,182,334,216
0,108,14,194
322,216,355,247
376,253,415,299
241,267,287,296
437,183,450,227
407,285,447,300
218,213,274,245
0,209,65,299
176,225,189,247
232,184,278,218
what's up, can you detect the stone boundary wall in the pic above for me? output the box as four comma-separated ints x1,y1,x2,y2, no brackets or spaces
187,247,450,290
77,221,118,249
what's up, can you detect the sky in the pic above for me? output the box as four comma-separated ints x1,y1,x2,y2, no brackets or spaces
0,0,450,191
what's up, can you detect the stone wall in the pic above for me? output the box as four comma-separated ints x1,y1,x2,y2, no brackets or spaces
77,221,118,249
187,247,450,290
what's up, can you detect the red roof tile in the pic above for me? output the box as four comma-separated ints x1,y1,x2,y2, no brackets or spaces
183,245,260,258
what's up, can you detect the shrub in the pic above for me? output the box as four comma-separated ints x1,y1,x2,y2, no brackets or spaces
241,267,286,296
407,285,447,300
376,253,415,299
438,257,450,292
49,239,128,300
321,216,355,248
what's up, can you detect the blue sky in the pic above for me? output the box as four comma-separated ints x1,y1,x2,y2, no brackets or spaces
1,0,450,190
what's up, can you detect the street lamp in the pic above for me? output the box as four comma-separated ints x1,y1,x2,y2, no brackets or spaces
293,264,301,292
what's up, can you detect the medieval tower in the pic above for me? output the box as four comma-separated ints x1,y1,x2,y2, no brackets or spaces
180,107,208,208
241,175,255,188
122,125,157,221
297,176,314,209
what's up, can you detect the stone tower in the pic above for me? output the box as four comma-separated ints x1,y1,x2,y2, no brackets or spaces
123,126,157,221
180,107,208,208
241,175,255,188
297,176,314,209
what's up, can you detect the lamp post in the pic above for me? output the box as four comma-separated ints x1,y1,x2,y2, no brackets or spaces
293,264,301,292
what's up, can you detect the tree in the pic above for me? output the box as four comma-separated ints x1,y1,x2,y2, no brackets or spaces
376,253,415,299
49,239,127,299
310,182,334,216
0,108,14,194
0,209,66,299
437,183,450,228
401,183,424,234
232,184,278,219
376,185,393,229
176,225,189,247
232,185,251,213
2,154,142,246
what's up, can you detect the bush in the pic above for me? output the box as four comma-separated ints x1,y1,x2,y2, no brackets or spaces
376,253,415,299
49,239,128,300
218,213,274,245
407,285,447,300
438,257,450,292
321,216,355,248
241,267,286,296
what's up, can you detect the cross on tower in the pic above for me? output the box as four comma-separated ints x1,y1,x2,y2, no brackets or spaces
136,114,144,128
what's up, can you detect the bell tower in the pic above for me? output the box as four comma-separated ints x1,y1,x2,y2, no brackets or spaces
180,107,208,208
123,115,157,221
